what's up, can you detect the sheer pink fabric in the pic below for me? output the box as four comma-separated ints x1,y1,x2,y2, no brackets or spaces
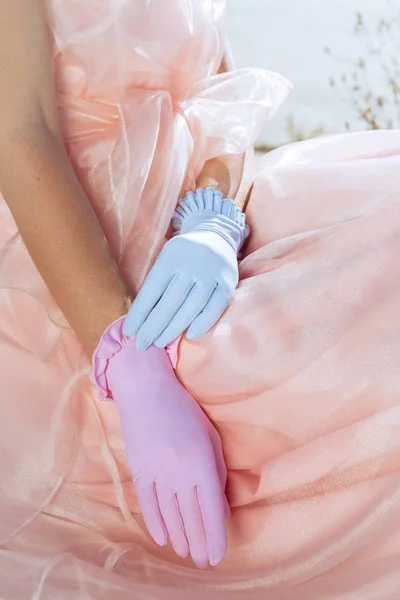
0,1,400,598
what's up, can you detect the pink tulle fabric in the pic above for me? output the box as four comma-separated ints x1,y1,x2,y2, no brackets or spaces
0,1,400,598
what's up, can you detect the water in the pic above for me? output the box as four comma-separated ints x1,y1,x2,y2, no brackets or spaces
227,0,397,146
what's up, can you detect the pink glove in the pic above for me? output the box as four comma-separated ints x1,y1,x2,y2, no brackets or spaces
92,317,228,569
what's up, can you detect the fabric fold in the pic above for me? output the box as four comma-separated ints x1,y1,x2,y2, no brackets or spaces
181,67,292,173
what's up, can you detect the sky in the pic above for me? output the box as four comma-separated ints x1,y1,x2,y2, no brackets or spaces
227,0,396,145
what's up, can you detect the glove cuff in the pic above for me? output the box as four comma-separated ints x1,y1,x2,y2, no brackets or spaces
172,188,249,253
91,317,179,400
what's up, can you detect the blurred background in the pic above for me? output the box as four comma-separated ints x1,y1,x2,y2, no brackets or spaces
227,0,400,149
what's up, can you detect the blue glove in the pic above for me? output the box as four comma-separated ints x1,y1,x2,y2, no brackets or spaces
123,187,249,350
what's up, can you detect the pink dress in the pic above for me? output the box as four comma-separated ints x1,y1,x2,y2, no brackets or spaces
1,1,400,598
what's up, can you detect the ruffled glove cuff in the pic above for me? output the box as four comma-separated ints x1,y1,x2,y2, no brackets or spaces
172,187,249,254
92,316,179,400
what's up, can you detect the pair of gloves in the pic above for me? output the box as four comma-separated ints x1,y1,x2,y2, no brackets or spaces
92,188,248,568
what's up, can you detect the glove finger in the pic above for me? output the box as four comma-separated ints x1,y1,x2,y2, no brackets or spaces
157,490,189,559
123,260,173,337
207,427,227,487
208,427,231,518
135,481,168,547
186,286,232,340
154,283,216,348
196,470,227,567
136,272,194,350
177,487,209,569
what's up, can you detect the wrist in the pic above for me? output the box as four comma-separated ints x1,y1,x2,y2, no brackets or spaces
180,213,244,254
196,154,245,200
92,316,179,400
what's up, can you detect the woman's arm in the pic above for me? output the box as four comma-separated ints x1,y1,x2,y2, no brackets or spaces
195,154,248,207
0,0,129,354
196,43,251,209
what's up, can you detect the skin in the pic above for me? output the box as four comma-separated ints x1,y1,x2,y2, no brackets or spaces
200,39,249,207
0,0,246,354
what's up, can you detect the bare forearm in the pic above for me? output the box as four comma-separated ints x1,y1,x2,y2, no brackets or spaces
196,153,248,208
0,127,129,354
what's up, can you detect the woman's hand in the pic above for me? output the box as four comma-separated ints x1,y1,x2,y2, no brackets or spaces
123,188,248,349
93,318,228,569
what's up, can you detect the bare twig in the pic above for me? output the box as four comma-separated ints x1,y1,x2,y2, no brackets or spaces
325,1,400,130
